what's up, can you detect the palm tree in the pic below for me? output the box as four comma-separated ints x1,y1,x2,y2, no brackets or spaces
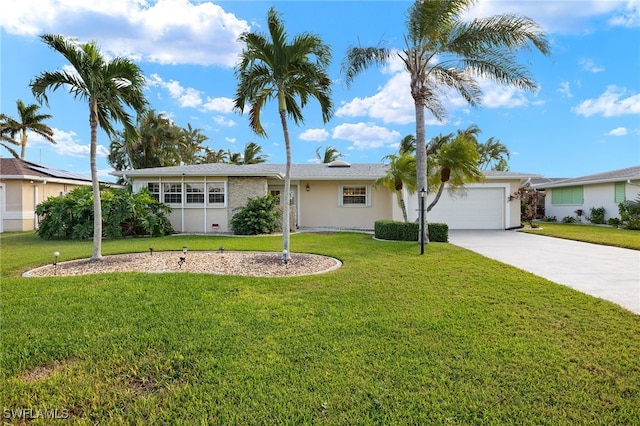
374,152,417,222
398,134,416,155
242,142,268,164
226,149,243,164
234,7,333,261
0,121,20,158
31,34,147,260
426,130,484,212
179,123,209,165
477,137,510,170
343,0,550,243
202,148,229,164
315,145,344,163
0,99,56,159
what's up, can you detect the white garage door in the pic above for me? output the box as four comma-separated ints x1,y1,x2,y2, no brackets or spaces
426,187,505,229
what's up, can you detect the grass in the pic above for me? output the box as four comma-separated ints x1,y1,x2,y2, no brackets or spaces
521,222,640,250
1,231,639,425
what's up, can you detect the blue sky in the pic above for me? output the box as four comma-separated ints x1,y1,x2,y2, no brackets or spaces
1,0,639,182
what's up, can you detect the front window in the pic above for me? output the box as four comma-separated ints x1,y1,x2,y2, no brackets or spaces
551,186,583,205
163,183,182,204
341,185,369,206
208,182,225,205
147,183,160,201
186,183,204,204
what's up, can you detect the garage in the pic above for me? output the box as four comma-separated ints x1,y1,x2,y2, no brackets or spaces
426,186,506,229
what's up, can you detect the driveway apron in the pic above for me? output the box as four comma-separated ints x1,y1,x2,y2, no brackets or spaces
449,230,640,315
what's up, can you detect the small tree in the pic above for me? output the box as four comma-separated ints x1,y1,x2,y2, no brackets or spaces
509,183,546,227
230,195,281,235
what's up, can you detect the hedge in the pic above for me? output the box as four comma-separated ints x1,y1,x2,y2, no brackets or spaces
374,220,448,242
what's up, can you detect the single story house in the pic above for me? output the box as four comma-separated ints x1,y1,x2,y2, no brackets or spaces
0,158,93,232
534,166,640,222
112,162,538,233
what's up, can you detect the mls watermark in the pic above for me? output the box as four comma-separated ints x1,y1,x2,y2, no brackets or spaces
3,407,70,420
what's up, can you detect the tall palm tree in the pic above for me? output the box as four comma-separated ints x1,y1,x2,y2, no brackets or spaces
242,142,268,164
477,136,510,170
343,0,550,243
202,148,229,164
31,34,147,260
234,7,333,261
426,130,483,212
179,123,209,165
315,145,344,163
374,152,417,222
0,99,56,159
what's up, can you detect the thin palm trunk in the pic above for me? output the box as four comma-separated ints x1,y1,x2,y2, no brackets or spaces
398,193,408,222
280,109,291,261
427,182,446,213
20,130,27,159
414,98,429,243
90,102,102,260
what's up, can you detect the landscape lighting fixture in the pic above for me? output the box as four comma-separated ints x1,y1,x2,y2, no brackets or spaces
183,246,188,255
149,247,154,256
281,249,289,266
53,251,60,275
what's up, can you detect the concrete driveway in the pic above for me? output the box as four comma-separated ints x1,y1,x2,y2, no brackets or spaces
449,230,640,315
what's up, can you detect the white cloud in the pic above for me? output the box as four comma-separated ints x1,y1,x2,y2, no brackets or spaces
332,122,401,150
465,0,626,34
580,58,605,73
30,128,108,159
202,97,235,113
606,127,628,136
225,137,236,144
212,116,237,127
609,0,640,27
558,81,573,98
0,0,249,66
299,128,330,142
573,85,640,117
478,78,531,108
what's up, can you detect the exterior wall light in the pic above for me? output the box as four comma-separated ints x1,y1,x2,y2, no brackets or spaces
306,183,310,192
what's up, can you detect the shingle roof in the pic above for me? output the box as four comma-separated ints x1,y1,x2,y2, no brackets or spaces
533,166,640,188
0,158,92,182
112,162,539,181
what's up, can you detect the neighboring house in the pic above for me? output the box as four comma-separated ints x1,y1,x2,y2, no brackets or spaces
112,162,537,232
534,166,640,222
0,158,93,232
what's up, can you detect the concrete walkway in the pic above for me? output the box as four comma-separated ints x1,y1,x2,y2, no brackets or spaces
449,230,640,315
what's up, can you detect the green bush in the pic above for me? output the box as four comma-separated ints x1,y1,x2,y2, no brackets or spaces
562,216,577,224
35,186,173,240
619,197,640,230
542,216,557,222
587,206,606,224
607,217,621,228
374,220,448,242
230,194,281,235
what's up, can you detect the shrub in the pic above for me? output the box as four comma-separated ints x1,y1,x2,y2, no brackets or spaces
35,186,173,240
230,194,281,235
562,216,577,224
587,207,606,224
618,197,640,230
542,215,557,222
607,217,621,228
374,220,448,242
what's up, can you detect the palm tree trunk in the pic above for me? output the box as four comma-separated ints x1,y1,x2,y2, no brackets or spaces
279,106,291,262
414,97,429,243
397,193,408,222
20,130,27,160
426,182,445,213
90,102,102,260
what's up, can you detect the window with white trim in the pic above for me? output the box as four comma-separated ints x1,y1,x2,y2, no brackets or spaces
147,183,160,201
163,183,182,204
208,182,226,205
186,183,204,204
340,185,369,207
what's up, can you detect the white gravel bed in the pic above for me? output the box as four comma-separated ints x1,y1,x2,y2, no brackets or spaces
23,251,342,277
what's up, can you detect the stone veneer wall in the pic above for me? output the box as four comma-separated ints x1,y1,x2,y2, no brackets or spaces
226,176,296,232
227,177,268,230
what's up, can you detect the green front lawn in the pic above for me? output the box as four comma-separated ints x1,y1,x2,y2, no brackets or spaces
521,222,640,250
2,232,639,424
